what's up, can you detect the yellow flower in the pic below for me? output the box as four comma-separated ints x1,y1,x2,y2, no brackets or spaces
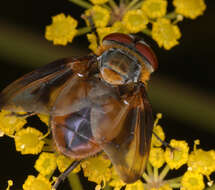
151,125,165,147
97,27,116,42
45,13,78,45
0,110,26,136
112,21,129,34
81,153,111,184
149,147,165,168
56,154,80,173
38,114,49,126
85,6,110,28
14,127,45,155
181,171,205,190
173,0,206,19
87,33,98,53
23,175,51,190
6,180,13,190
89,0,108,5
142,0,168,19
164,139,189,169
123,9,148,33
109,166,125,190
188,149,215,176
34,152,57,175
125,180,144,190
152,18,181,50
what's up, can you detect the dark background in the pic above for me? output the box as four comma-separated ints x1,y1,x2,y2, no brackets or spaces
0,0,214,189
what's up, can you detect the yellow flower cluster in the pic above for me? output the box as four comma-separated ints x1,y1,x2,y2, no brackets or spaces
44,0,206,50
1,107,215,190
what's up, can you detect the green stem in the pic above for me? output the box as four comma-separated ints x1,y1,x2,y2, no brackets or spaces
153,167,158,181
124,0,139,12
159,165,170,180
68,0,92,9
142,172,150,183
146,163,153,176
142,28,152,36
165,11,178,19
169,183,181,188
67,173,83,190
108,0,118,10
205,184,215,190
104,184,112,190
77,26,92,36
166,176,182,188
132,1,143,9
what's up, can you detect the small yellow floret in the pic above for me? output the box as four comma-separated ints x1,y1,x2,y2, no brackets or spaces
56,154,80,173
87,33,99,53
125,180,144,190
38,114,49,126
34,152,57,175
164,139,189,169
152,18,181,50
151,125,165,147
85,6,110,28
23,175,52,190
181,171,205,190
188,149,215,176
81,153,111,184
45,13,78,45
0,110,26,136
15,127,45,155
6,180,13,190
123,9,148,33
109,166,125,190
89,0,108,5
142,0,168,19
149,147,165,168
173,0,206,19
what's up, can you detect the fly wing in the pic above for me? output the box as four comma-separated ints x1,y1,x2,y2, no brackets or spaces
92,86,153,183
0,56,92,114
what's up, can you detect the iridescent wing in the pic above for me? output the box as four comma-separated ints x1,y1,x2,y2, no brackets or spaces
91,85,153,183
0,56,93,114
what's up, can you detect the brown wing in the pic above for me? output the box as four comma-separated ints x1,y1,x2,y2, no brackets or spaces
91,85,153,183
0,56,93,114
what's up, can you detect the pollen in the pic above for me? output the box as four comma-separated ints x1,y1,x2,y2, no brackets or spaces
87,33,98,53
152,18,181,50
149,147,165,168
38,114,49,126
23,175,52,190
151,125,165,147
188,149,215,176
81,153,111,184
56,154,80,173
142,0,168,19
164,139,189,169
45,13,78,45
34,152,57,176
123,9,148,33
181,171,205,190
125,180,144,190
85,6,110,28
0,110,26,136
173,0,206,19
14,127,45,155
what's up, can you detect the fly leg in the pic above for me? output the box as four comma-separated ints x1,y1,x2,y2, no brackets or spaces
52,160,81,190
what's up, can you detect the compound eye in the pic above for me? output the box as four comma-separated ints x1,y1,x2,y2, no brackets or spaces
102,33,133,46
135,41,158,71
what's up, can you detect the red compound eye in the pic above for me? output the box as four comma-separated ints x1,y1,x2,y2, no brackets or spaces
135,41,158,71
102,33,133,46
